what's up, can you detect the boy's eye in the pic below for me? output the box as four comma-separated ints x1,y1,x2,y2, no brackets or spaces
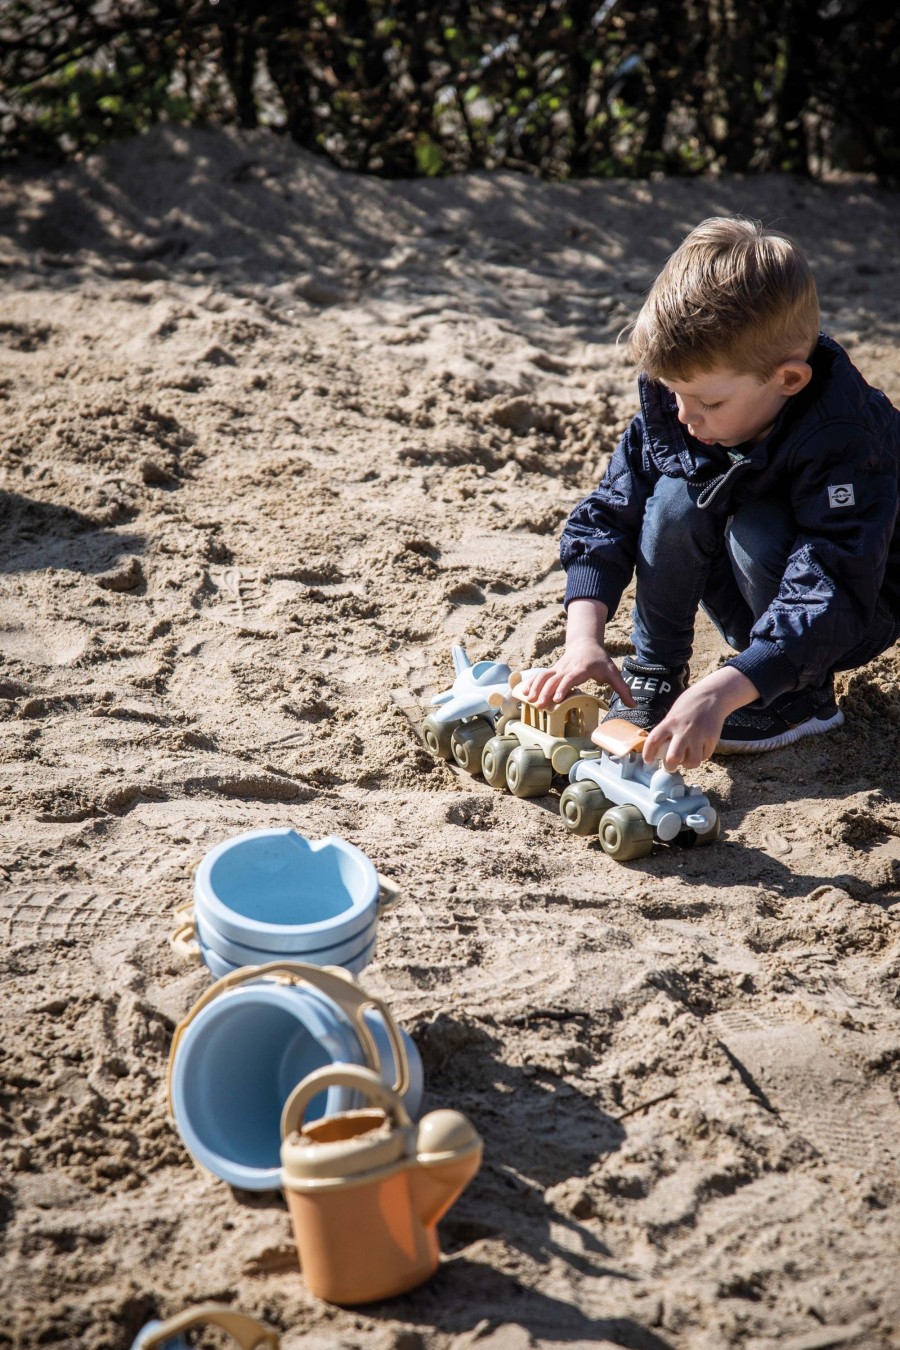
700,401,722,412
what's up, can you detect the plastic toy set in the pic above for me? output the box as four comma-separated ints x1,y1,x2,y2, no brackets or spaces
137,648,718,1339
422,646,721,860
164,826,482,1320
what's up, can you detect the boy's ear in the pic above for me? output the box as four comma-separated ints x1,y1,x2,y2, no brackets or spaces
778,360,813,397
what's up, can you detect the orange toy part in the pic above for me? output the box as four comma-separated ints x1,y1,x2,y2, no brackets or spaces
591,717,648,756
281,1066,482,1306
285,1166,441,1304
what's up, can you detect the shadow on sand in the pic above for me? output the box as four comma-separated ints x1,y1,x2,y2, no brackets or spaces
0,490,143,576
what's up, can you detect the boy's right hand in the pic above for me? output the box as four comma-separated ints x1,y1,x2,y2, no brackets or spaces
518,640,636,710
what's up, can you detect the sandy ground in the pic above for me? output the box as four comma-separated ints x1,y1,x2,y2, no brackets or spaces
1,126,900,1350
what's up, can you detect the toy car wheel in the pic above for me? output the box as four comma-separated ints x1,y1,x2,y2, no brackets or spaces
674,809,722,848
559,781,608,837
598,805,655,861
505,746,553,799
450,719,494,774
481,735,518,790
696,809,722,846
421,714,460,761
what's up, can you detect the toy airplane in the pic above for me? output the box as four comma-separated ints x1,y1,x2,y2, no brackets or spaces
429,645,514,724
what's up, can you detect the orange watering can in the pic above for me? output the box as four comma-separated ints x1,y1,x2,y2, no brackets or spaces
280,1065,482,1304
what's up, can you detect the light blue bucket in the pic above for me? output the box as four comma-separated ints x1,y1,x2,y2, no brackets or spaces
196,928,378,981
166,962,423,1192
193,903,378,972
193,828,384,952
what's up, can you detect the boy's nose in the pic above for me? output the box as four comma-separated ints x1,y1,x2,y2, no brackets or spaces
676,400,693,426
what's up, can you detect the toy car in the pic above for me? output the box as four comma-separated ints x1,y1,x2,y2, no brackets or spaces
560,717,721,860
420,646,513,767
479,672,607,799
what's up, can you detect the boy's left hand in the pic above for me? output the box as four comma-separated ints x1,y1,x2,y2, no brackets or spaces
643,667,760,770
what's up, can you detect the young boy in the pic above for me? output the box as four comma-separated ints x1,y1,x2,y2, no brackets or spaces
521,216,900,770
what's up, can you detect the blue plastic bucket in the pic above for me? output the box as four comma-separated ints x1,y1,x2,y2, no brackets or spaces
193,903,378,972
196,928,378,982
194,828,380,953
167,962,423,1191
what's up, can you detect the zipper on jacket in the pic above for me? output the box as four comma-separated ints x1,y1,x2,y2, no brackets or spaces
696,457,756,510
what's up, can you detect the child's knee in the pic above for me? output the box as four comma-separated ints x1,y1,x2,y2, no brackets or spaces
727,499,795,589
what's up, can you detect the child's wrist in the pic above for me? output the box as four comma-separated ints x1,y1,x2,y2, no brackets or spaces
701,665,759,713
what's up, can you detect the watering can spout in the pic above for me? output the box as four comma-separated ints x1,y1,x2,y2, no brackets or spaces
412,1109,483,1228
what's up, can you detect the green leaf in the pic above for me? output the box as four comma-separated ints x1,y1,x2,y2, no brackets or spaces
414,133,444,176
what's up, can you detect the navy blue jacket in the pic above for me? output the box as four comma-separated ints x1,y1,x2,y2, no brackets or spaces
561,335,900,702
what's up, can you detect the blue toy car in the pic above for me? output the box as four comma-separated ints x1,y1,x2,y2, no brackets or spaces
561,718,721,860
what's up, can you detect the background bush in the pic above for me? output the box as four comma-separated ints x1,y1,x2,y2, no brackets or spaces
1,0,896,182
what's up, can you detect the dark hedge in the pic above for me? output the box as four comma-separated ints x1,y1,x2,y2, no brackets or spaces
0,0,896,182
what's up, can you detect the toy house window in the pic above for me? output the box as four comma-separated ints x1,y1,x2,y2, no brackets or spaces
566,708,584,737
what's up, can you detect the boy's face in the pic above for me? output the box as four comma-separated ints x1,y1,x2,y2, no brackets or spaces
661,365,808,449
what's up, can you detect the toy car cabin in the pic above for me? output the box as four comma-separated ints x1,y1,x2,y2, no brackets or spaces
478,672,606,798
561,717,720,860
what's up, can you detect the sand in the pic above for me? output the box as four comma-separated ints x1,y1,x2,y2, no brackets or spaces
1,125,900,1350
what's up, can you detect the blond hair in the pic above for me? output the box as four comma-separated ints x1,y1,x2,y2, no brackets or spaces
627,217,820,382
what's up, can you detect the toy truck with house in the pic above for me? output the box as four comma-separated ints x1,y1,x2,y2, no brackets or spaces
560,717,721,860
478,671,607,798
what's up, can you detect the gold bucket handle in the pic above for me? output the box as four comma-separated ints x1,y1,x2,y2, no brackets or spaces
136,1304,278,1350
377,873,401,910
168,904,200,962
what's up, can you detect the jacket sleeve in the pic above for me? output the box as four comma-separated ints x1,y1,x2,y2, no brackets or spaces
561,413,659,618
728,421,899,700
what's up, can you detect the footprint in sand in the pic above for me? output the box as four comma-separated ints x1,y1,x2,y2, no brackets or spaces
0,884,163,945
204,566,265,624
710,1013,900,1174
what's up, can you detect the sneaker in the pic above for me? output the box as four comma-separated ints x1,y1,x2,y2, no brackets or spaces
716,677,844,754
603,657,689,732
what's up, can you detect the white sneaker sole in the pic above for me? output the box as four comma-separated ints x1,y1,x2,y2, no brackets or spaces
716,708,845,755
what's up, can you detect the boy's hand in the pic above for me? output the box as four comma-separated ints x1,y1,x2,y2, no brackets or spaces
518,639,635,710
643,667,759,769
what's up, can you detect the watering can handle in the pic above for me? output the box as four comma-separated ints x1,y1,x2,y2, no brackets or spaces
168,904,200,962
166,961,410,1116
281,1064,412,1140
136,1304,279,1350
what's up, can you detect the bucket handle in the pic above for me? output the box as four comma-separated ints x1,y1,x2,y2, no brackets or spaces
168,904,200,963
136,1304,278,1350
377,873,400,911
166,961,410,1117
281,1064,411,1140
